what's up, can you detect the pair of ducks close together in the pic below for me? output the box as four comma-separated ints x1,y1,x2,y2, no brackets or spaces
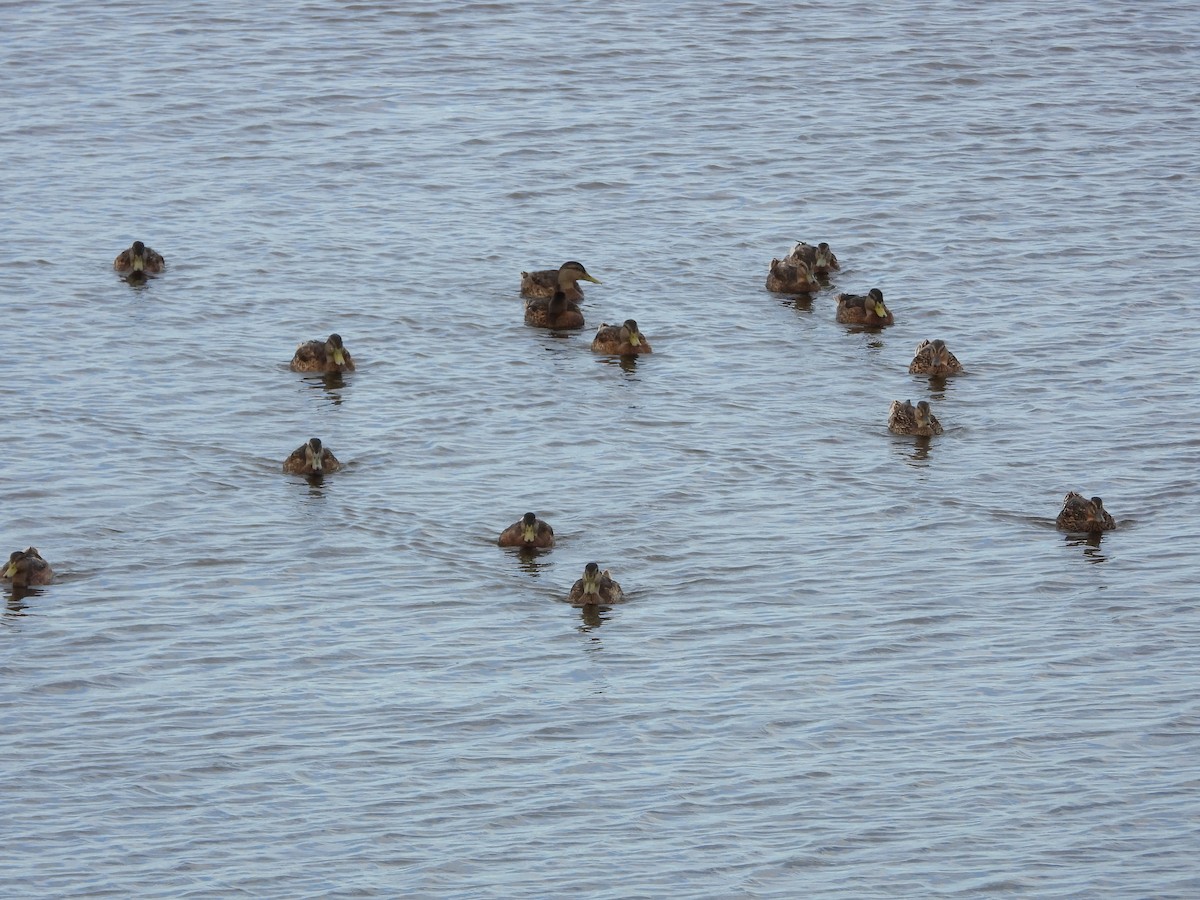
497,513,623,605
520,261,652,355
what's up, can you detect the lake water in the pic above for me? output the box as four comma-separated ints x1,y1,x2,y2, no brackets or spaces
4,1,1200,896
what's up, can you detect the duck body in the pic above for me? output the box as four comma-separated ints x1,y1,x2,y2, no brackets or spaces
113,241,165,274
283,438,342,475
567,562,624,606
498,512,556,549
3,547,53,587
290,333,355,373
1056,492,1116,532
836,288,894,326
765,257,820,293
888,399,943,436
591,319,652,355
520,261,601,303
909,339,964,376
524,290,584,329
786,241,840,277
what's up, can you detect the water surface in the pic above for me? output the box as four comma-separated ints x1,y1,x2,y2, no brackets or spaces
3,1,1200,896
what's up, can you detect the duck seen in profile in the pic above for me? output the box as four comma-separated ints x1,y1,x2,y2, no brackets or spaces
591,319,652,355
888,399,943,436
290,333,355,373
520,261,602,303
909,339,964,376
113,241,165,274
787,240,840,277
567,562,624,606
1055,492,1117,532
524,289,585,329
497,512,556,549
765,256,820,293
283,438,342,475
3,547,53,587
836,288,894,326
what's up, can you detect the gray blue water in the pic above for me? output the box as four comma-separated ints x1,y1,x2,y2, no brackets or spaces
4,1,1200,896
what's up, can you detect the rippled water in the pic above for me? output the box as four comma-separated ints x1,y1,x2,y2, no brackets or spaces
4,1,1200,896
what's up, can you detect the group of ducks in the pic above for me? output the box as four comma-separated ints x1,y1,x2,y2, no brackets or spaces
503,260,668,603
764,240,1117,535
4,237,1119,595
496,513,623,605
2,243,629,603
520,261,652,355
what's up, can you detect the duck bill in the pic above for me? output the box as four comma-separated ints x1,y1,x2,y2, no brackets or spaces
332,349,346,366
522,525,537,543
3,561,17,579
582,576,599,595
873,302,888,318
130,254,145,273
627,333,641,347
581,275,602,284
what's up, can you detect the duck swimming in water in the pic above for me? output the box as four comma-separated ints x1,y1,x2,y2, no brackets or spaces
283,438,342,475
567,562,624,606
765,256,820,293
908,339,964,376
836,288,894,326
497,512,556,549
113,241,165,274
524,289,585,329
888,399,943,436
3,547,53,587
290,333,355,373
591,319,652,355
520,261,601,303
786,241,840,277
1055,492,1116,532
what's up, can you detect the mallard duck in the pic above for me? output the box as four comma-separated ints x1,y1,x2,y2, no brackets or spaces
567,561,624,606
765,257,820,293
290,333,355,373
524,289,584,329
113,241,165,274
787,241,840,276
1055,492,1117,532
520,261,601,303
888,399,943,436
3,547,53,587
836,288,893,326
591,319,652,355
908,339,964,376
497,512,556,548
283,438,342,475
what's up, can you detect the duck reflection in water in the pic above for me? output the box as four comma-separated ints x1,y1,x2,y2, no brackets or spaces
904,434,934,465
296,370,347,404
577,603,609,630
5,584,44,613
1064,531,1108,564
510,546,554,576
